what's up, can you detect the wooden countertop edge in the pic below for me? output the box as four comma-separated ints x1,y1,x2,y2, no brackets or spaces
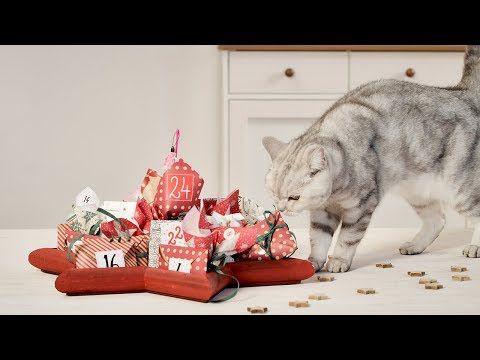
218,45,465,52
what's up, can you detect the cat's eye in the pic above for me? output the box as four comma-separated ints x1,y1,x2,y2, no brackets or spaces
310,169,320,177
288,195,300,201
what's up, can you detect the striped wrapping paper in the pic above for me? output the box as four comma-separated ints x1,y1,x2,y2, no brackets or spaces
74,235,138,269
57,224,78,251
133,235,149,266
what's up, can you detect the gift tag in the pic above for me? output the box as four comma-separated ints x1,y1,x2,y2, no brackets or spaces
101,201,137,222
168,258,192,273
150,220,188,247
95,249,126,268
75,187,100,211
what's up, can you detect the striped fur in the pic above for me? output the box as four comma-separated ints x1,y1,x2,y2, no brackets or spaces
263,46,480,272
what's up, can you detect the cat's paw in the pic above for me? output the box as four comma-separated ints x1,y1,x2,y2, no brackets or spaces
325,257,351,273
308,256,326,272
463,245,480,258
399,241,426,255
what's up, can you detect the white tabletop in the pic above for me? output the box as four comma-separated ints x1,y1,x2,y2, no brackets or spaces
2,227,480,314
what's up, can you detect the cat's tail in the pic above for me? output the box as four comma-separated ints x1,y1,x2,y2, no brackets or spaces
458,45,480,89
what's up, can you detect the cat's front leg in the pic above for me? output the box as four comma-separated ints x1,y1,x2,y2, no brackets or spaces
309,208,340,271
325,211,372,273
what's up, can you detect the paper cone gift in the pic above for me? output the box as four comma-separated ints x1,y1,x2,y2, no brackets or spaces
153,159,204,219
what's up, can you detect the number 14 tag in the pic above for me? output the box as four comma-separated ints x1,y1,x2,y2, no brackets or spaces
95,250,126,268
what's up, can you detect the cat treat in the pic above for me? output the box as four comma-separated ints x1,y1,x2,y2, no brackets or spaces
408,271,426,277
289,301,310,308
247,306,268,314
452,275,471,281
451,266,467,272
376,263,393,268
419,278,437,284
317,276,335,282
308,294,329,300
425,283,443,290
357,288,376,294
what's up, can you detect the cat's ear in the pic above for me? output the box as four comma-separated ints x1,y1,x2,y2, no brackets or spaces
310,146,327,172
262,136,287,160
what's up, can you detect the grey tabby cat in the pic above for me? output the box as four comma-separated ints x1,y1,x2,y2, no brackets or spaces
263,45,480,273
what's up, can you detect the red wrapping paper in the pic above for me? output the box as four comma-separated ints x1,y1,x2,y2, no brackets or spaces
214,211,297,260
154,159,204,219
156,244,209,274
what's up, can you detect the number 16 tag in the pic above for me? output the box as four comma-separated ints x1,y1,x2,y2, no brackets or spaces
95,250,126,268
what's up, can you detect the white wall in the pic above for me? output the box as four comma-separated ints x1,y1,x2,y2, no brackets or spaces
0,45,222,228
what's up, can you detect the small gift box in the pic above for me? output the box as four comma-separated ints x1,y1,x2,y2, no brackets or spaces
57,223,78,251
156,244,209,274
70,235,138,269
148,220,188,268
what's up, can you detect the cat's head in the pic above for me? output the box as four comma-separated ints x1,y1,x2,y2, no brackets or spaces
262,136,333,214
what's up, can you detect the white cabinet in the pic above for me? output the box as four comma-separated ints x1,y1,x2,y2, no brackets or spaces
222,50,466,229
228,100,336,228
229,51,348,94
350,52,464,88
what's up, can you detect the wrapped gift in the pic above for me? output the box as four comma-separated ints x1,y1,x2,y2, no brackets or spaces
156,244,208,274
148,220,188,268
66,206,104,235
134,235,150,266
73,235,138,269
100,218,142,240
153,159,204,219
134,198,163,234
214,211,297,260
182,205,216,255
57,223,78,251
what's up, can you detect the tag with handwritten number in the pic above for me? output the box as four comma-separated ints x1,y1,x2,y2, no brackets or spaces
95,249,126,268
168,258,192,273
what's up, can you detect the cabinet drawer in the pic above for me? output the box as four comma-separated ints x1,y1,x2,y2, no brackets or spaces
350,52,464,89
229,52,348,94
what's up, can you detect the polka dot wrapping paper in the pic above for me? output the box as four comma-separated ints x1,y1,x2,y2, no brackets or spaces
156,244,209,274
154,159,204,219
213,211,297,260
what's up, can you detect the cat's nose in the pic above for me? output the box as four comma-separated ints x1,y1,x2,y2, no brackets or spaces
276,200,287,212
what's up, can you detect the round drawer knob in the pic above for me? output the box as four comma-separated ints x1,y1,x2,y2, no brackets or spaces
405,68,415,78
284,68,295,77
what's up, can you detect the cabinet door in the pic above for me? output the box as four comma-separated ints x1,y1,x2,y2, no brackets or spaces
228,99,465,230
228,100,336,229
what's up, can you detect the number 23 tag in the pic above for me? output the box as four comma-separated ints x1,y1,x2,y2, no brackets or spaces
95,250,126,268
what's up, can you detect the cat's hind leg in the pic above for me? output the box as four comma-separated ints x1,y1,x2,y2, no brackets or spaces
399,200,445,255
309,209,340,272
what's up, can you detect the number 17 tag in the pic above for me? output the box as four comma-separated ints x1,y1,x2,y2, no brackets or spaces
95,250,125,268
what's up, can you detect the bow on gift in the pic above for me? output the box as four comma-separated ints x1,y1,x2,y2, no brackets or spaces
256,211,297,260
206,212,244,228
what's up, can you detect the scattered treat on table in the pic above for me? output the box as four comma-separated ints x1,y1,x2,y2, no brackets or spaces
289,300,309,308
408,271,425,277
419,278,437,284
247,306,268,314
376,263,393,268
425,283,443,290
452,275,471,281
357,288,376,294
451,266,467,272
317,276,335,282
308,294,329,300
